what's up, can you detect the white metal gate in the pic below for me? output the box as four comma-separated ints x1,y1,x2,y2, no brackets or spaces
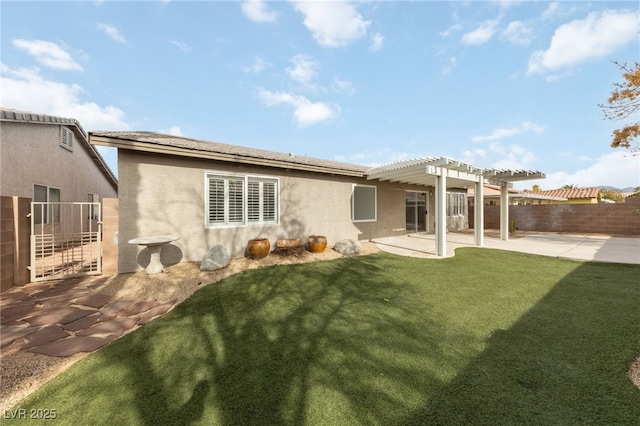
30,202,102,282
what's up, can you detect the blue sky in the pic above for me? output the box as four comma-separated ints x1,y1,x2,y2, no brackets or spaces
2,0,639,190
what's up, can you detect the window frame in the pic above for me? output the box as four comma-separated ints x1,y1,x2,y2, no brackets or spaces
33,184,61,225
352,184,377,223
446,191,467,217
204,172,279,228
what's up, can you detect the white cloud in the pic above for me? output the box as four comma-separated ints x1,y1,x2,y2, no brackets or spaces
286,54,319,88
332,76,355,96
461,17,501,45
161,126,183,136
97,23,127,44
12,39,83,71
168,39,191,52
471,121,545,143
0,63,129,131
502,21,533,45
256,88,337,126
527,10,638,75
241,0,277,23
442,56,457,75
292,1,370,48
492,144,536,170
542,2,560,20
542,2,579,20
335,148,422,168
440,23,462,37
243,56,270,74
515,151,640,190
369,33,384,52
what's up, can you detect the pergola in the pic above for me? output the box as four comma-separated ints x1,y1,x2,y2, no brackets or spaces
366,157,545,256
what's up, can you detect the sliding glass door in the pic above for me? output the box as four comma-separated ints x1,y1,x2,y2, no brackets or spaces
406,191,427,233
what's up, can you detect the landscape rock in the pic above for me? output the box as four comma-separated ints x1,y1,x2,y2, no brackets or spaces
200,245,230,271
333,239,362,256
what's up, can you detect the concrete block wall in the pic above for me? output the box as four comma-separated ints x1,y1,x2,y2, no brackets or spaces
470,198,640,236
101,198,118,276
1,196,31,292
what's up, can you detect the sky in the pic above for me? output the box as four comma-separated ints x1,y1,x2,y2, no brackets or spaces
1,0,639,191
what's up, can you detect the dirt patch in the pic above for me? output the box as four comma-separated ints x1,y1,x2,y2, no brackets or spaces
630,357,640,388
1,243,379,411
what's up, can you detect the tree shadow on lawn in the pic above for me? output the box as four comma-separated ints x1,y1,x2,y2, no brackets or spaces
117,254,471,425
407,260,640,425
17,252,639,425
42,253,471,425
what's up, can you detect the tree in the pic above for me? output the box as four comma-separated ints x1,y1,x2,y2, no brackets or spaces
599,61,640,153
562,184,577,189
600,189,624,203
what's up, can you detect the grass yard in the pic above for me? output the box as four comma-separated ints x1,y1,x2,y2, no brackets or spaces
8,248,640,425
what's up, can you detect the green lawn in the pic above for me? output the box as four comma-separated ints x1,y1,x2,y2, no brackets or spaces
9,248,640,425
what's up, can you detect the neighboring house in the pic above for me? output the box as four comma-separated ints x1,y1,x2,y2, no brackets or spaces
468,184,567,206
1,108,118,290
90,131,544,274
0,108,118,202
526,187,601,204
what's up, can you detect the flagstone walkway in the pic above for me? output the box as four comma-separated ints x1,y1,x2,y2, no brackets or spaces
1,277,175,358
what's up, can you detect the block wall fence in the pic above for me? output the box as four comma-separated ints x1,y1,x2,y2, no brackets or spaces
1,196,31,292
469,198,640,236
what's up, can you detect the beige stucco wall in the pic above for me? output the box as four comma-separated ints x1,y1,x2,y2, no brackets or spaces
0,121,117,201
118,151,432,273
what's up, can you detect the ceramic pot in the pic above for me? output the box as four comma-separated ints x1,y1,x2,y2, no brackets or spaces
308,235,327,253
247,238,270,259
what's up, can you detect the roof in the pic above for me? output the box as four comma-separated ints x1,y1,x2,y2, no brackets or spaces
90,131,545,188
90,131,370,177
1,108,118,191
468,184,567,201
528,187,600,199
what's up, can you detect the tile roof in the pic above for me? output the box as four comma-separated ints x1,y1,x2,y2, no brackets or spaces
527,187,601,199
0,108,87,138
468,184,567,200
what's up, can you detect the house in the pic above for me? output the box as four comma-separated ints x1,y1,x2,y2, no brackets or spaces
526,186,601,204
90,131,544,274
1,108,118,290
468,184,567,206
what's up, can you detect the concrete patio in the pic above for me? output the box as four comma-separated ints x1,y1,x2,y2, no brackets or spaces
373,232,640,265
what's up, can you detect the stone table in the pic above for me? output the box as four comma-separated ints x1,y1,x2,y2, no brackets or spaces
128,235,180,275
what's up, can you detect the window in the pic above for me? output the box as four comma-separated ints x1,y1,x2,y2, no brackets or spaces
205,173,278,227
88,193,99,220
60,127,74,151
446,192,467,217
352,184,376,222
33,185,60,224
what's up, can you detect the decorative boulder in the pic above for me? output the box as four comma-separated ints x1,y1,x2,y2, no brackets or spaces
200,245,230,271
333,239,362,256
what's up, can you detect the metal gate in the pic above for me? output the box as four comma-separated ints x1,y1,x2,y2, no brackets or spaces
30,202,102,282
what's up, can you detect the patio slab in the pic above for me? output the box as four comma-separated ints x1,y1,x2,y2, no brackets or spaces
373,232,640,264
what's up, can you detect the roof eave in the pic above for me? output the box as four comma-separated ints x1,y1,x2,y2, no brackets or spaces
90,135,366,178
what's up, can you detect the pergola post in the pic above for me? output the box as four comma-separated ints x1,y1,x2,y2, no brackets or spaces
474,176,484,247
435,172,447,256
500,181,509,241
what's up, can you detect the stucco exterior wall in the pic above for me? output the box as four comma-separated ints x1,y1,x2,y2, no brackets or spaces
0,121,117,201
118,151,432,273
